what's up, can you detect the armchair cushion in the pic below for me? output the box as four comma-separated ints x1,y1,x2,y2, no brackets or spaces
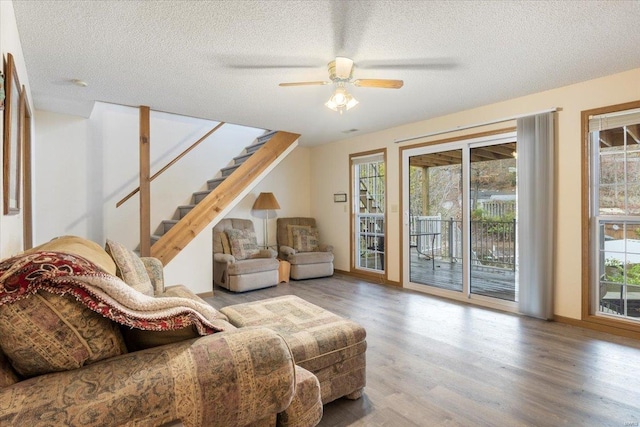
292,227,319,252
286,251,334,265
226,228,260,260
227,257,280,276
287,224,311,246
105,239,154,296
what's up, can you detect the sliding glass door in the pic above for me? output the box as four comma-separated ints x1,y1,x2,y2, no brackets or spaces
403,133,518,308
408,149,463,292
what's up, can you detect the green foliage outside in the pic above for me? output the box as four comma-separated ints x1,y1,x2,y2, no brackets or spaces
604,258,640,285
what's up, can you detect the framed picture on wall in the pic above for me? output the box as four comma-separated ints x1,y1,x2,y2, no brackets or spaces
3,53,22,215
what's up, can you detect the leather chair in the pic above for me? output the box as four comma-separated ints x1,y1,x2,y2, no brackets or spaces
213,218,279,292
277,217,334,280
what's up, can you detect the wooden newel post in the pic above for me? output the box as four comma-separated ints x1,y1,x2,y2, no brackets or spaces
139,106,151,257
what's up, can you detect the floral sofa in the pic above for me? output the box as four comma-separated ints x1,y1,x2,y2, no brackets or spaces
0,236,322,427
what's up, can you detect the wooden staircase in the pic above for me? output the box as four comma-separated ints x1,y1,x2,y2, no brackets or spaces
150,130,299,265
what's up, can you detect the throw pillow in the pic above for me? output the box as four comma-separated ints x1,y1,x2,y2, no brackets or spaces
220,231,232,254
286,224,311,247
226,228,260,260
105,239,155,296
24,235,117,275
0,291,127,378
292,227,319,252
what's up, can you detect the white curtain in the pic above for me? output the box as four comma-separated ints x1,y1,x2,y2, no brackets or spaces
517,112,555,319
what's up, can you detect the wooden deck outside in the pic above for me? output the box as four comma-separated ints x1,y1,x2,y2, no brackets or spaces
409,248,517,301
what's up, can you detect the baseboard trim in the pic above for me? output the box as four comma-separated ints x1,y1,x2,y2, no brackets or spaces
335,269,401,287
197,291,214,298
554,315,640,340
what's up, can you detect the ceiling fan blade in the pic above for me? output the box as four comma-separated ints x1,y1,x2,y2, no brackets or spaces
353,79,404,89
335,57,354,79
279,81,330,87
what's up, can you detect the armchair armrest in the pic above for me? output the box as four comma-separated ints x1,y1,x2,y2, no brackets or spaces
280,245,296,257
140,256,165,294
318,244,334,253
0,328,295,427
214,253,236,263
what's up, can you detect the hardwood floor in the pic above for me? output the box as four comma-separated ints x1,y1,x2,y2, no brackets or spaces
204,274,640,427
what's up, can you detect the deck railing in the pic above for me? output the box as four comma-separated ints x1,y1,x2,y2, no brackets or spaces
410,217,517,271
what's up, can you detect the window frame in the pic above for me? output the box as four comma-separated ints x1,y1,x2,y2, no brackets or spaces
581,100,640,334
349,149,387,280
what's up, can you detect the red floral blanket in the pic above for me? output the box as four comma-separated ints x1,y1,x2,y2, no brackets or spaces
0,251,223,334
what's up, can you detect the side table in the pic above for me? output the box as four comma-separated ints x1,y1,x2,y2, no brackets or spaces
278,260,291,283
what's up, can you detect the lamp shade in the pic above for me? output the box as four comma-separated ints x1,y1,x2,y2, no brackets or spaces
252,192,280,210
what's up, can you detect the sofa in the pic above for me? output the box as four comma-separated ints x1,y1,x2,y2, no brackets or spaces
213,219,280,292
276,218,334,280
0,236,322,427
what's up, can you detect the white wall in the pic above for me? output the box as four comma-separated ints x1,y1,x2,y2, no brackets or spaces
34,102,309,294
309,67,640,321
34,103,264,247
0,0,34,258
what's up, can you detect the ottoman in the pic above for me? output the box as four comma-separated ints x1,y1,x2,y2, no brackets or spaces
220,295,366,405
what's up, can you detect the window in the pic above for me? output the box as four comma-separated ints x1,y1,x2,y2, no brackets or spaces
586,104,640,325
351,151,386,274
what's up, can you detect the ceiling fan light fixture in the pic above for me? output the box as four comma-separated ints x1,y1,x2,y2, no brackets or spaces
325,85,358,114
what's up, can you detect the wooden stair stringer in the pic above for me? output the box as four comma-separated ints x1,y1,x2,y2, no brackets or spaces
151,131,300,265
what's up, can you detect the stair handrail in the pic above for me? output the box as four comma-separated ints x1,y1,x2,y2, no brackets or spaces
116,122,226,208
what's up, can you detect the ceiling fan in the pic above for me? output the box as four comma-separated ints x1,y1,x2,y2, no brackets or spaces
279,57,404,114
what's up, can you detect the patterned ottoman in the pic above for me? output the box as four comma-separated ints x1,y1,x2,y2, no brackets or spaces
220,295,366,405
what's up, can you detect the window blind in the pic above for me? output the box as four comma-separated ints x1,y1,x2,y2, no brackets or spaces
589,108,640,132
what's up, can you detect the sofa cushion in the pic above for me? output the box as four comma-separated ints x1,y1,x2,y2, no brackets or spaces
0,291,127,377
105,239,155,296
277,366,323,427
25,235,117,275
292,227,319,252
226,228,260,260
0,349,20,387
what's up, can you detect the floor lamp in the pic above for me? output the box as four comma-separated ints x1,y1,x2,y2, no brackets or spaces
252,192,280,248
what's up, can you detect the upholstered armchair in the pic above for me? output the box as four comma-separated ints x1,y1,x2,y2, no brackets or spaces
276,217,334,280
213,218,280,292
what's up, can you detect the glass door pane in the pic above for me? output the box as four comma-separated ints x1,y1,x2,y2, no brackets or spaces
355,159,385,272
409,150,463,292
469,143,517,301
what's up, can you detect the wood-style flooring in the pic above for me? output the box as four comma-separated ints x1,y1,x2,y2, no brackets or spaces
204,273,640,427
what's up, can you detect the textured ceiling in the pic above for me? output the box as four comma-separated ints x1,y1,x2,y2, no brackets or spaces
11,0,640,146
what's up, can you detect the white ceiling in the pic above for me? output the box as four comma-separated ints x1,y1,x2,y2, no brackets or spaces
11,0,640,146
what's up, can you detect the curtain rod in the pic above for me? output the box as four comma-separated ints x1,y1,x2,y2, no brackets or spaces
393,107,560,144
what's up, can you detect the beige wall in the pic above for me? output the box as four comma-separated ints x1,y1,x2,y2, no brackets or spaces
0,0,34,258
310,67,640,321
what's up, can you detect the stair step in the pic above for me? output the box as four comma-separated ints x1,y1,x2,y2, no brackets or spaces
151,235,162,246
177,204,196,218
233,152,253,164
159,219,180,235
207,177,225,191
256,130,277,144
220,163,242,177
192,190,211,204
245,131,276,154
